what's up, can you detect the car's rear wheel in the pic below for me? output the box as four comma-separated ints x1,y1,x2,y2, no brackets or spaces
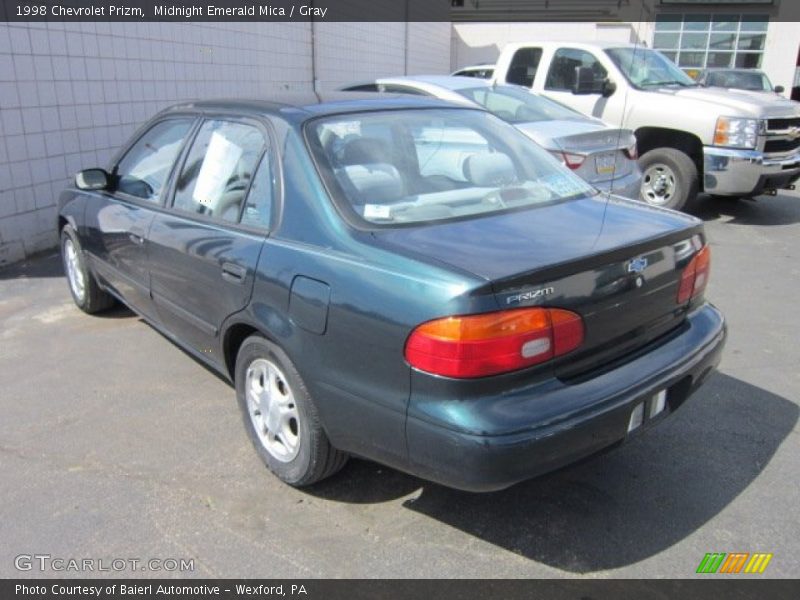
235,335,347,486
639,148,698,211
60,225,115,314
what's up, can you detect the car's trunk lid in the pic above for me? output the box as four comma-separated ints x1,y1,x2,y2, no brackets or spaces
517,121,637,185
371,195,704,377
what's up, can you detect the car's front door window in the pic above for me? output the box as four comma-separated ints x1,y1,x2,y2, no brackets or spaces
115,119,194,202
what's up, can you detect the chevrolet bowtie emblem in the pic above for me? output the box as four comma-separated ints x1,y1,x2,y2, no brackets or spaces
627,257,649,274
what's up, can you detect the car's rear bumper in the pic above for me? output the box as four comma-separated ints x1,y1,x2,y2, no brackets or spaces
405,303,726,492
703,146,800,196
592,167,642,200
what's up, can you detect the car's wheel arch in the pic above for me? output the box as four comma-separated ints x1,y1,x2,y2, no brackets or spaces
221,317,291,383
57,187,89,225
634,126,704,181
57,206,81,235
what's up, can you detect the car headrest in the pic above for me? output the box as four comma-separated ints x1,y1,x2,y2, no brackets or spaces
463,152,517,187
339,163,404,204
341,137,392,166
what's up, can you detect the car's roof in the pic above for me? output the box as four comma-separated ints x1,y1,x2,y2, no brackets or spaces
156,92,465,122
453,64,495,71
378,75,492,92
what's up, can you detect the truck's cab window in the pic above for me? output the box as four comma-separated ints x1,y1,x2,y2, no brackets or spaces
545,48,608,91
506,48,543,87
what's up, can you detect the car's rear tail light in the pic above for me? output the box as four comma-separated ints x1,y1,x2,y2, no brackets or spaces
550,151,586,170
562,152,586,170
623,143,638,160
677,245,711,304
404,307,584,378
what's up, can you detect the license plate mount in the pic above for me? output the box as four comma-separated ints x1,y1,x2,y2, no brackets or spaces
627,389,669,433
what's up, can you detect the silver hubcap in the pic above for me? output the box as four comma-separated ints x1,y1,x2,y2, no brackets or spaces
641,164,678,206
245,358,300,462
64,239,86,302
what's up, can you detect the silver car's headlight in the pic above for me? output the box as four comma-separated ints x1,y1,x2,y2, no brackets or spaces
713,116,760,149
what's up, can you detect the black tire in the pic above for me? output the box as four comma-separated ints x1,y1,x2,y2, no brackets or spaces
235,335,348,486
638,147,699,211
60,225,115,314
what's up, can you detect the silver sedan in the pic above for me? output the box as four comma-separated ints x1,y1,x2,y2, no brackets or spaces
341,75,643,200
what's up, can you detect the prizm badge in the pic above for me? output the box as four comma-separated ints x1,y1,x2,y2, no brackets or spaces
506,287,555,305
627,257,649,274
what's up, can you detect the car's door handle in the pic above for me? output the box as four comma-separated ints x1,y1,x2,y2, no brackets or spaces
221,262,247,284
128,228,145,245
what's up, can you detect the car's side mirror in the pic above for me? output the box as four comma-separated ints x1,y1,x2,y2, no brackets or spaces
601,78,617,98
774,85,785,94
572,66,596,95
75,168,110,191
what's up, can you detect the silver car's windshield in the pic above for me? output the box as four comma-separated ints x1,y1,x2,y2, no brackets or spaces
606,47,697,88
456,85,583,124
306,108,595,226
708,70,771,91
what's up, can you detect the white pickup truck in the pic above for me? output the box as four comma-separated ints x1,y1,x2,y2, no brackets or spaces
491,41,800,210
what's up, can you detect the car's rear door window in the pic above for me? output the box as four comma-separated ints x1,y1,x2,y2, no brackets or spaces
115,119,194,202
172,120,267,223
381,84,427,95
240,153,275,229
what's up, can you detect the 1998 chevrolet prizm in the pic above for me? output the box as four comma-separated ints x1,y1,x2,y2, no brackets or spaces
58,95,726,491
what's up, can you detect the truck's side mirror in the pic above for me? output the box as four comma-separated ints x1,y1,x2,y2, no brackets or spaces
601,78,617,97
572,66,596,95
774,85,785,94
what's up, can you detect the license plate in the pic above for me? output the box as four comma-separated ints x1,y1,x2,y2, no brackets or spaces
595,153,616,175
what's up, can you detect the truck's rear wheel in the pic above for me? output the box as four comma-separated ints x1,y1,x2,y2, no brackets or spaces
639,148,698,211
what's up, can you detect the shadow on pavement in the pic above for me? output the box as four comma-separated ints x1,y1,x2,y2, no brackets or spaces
92,303,135,319
0,251,63,280
0,252,135,317
688,192,800,226
307,372,797,573
308,459,425,504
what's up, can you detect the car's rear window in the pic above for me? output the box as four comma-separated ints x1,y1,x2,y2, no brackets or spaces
305,108,594,226
457,85,582,123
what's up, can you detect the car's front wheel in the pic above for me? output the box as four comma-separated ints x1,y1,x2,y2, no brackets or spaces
235,335,348,486
60,225,115,314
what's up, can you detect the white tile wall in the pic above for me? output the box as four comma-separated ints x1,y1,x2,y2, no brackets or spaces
315,22,407,90
0,21,450,266
406,22,453,74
